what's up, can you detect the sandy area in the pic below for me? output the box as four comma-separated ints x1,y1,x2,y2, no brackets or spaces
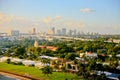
0,71,32,80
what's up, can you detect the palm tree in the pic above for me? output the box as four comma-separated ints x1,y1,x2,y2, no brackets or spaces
41,66,53,77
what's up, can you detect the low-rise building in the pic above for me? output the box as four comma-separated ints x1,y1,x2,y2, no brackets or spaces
50,58,66,71
22,60,35,66
66,61,78,72
34,41,57,51
80,52,98,58
11,58,22,63
35,62,49,69
0,57,9,62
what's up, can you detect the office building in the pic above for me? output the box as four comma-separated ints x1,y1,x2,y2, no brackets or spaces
62,28,66,36
51,27,55,35
57,29,61,35
32,28,36,35
68,30,72,36
8,30,19,36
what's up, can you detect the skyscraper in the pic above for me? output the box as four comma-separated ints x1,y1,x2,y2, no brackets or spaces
68,29,72,36
62,28,66,36
32,28,36,34
51,27,55,35
73,29,77,36
7,30,19,36
48,27,55,35
57,29,61,35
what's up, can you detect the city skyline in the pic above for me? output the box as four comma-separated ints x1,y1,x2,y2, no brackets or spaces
0,0,120,34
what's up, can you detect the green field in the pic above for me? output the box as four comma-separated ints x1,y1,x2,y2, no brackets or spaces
0,62,80,80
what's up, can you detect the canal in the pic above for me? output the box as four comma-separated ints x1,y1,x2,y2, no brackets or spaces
0,74,18,80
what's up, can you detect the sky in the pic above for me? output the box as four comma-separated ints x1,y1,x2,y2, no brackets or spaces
0,0,120,34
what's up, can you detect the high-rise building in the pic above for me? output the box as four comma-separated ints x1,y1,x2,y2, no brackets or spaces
73,29,77,36
48,27,55,35
32,28,36,34
8,30,19,36
68,30,72,36
48,30,54,35
57,29,61,35
62,28,66,36
51,27,55,35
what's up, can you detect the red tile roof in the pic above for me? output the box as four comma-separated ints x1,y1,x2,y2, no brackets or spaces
39,46,57,51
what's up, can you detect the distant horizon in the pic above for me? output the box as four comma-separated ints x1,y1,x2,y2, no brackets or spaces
0,0,120,34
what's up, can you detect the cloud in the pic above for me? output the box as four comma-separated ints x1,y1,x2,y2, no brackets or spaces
55,16,62,19
0,13,12,23
43,17,53,23
0,13,4,19
80,8,95,13
0,13,27,24
64,20,85,29
0,13,86,33
43,16,62,24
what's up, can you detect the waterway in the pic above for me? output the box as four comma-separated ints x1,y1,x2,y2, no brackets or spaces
0,74,18,80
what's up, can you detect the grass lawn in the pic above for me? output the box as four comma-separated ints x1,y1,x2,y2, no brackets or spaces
0,62,80,80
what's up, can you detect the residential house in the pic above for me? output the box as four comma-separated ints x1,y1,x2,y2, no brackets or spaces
80,52,98,58
11,58,22,63
66,61,78,72
50,58,66,71
0,56,9,62
34,41,57,51
22,60,35,66
35,62,49,69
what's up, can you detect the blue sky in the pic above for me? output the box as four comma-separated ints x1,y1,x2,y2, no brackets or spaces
0,0,120,34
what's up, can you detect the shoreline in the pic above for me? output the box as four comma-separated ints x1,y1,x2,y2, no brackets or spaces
0,70,39,80
0,71,31,80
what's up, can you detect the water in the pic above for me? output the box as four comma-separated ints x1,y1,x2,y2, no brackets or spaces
0,74,17,80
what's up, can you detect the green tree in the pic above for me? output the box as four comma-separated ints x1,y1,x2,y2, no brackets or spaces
14,47,26,57
65,53,77,60
77,63,90,79
100,73,106,80
6,58,11,64
41,58,50,64
41,66,53,77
